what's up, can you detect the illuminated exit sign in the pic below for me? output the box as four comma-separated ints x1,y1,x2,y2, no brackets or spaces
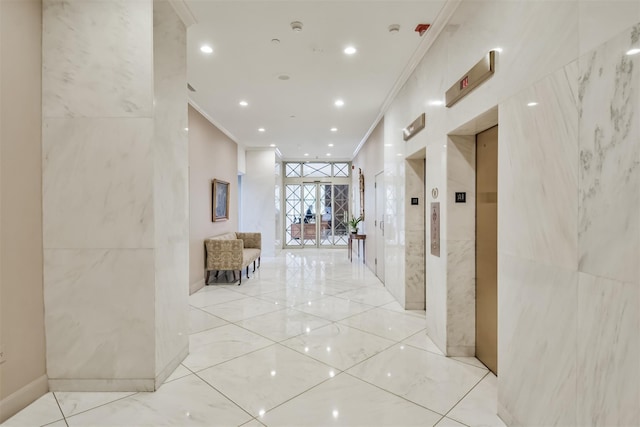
446,51,496,108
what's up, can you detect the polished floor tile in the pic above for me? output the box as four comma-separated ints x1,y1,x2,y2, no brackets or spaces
293,295,373,321
197,344,334,417
333,286,397,306
189,306,228,334
435,417,468,427
448,373,506,427
3,249,505,427
254,288,327,307
379,300,426,318
164,364,192,383
187,287,246,308
403,330,445,355
2,393,64,426
201,296,284,322
339,307,427,341
261,373,442,426
55,391,136,418
183,324,273,372
65,375,252,426
281,323,394,370
236,308,331,342
347,344,487,414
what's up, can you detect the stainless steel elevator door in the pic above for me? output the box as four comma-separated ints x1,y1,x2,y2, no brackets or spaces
476,125,498,375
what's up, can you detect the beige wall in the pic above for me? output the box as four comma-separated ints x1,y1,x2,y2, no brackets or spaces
0,0,47,421
352,119,384,270
188,105,238,293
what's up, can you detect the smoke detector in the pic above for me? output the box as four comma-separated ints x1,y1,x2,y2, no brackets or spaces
388,24,400,34
290,21,303,32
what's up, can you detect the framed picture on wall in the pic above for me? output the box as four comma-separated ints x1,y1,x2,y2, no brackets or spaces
212,179,230,221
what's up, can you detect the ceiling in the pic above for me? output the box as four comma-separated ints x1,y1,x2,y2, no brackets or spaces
185,1,448,161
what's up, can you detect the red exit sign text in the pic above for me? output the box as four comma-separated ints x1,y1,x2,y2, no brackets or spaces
460,76,469,90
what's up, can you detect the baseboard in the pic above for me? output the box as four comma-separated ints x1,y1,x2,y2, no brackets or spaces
405,301,425,310
498,401,516,426
190,277,205,295
0,374,48,423
446,345,475,357
155,344,189,389
48,378,155,392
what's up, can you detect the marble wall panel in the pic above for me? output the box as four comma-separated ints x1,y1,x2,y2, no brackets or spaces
446,136,475,242
42,0,153,118
152,0,189,378
499,62,580,270
578,24,640,284
497,254,577,426
577,273,640,426
446,239,475,356
42,118,154,249
578,1,640,55
44,249,155,382
405,232,425,309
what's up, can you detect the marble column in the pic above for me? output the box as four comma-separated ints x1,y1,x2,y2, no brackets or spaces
42,0,189,392
404,159,425,310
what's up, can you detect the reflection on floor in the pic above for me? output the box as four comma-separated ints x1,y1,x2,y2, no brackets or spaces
2,249,506,427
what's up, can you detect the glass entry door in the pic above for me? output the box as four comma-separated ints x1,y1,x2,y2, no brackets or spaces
285,183,349,248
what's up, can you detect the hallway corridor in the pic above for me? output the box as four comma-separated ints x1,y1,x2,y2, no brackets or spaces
3,250,504,427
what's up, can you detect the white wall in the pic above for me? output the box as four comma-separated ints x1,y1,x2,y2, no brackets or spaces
381,1,639,425
241,150,276,256
188,105,239,293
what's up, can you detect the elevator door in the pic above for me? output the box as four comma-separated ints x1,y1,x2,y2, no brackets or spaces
476,125,498,375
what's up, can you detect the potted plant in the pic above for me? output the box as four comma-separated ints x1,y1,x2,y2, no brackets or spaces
348,215,363,234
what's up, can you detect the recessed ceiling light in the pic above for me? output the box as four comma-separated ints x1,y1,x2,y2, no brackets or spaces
269,144,276,147
290,21,303,32
330,127,338,132
271,38,280,44
344,46,357,55
493,47,503,53
384,144,392,147
326,153,332,156
397,153,403,156
278,74,290,81
626,48,640,55
527,102,538,107
328,143,334,147
304,153,309,156
334,99,344,107
200,45,213,54
258,128,266,132
184,127,189,131
429,100,444,106
239,101,248,107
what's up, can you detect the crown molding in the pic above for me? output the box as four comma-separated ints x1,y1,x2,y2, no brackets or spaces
168,0,197,28
188,98,241,146
352,0,462,159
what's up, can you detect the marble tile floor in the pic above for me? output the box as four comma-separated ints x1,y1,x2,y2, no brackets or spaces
2,249,506,427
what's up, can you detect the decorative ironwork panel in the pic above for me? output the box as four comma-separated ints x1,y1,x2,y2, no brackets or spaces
302,184,317,246
303,162,331,178
332,184,349,245
285,184,302,246
285,163,302,178
333,163,349,177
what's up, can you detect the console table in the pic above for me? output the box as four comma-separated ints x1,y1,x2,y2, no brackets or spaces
348,234,366,263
